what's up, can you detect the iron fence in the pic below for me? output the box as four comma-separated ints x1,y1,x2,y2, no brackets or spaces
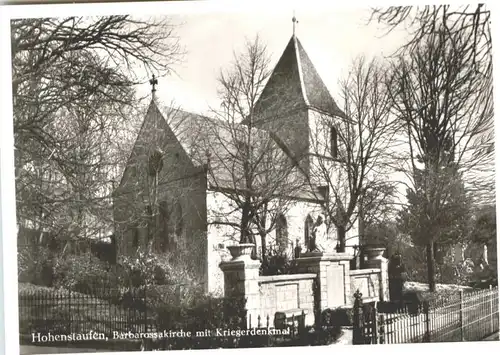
18,285,151,339
19,285,327,350
354,285,499,344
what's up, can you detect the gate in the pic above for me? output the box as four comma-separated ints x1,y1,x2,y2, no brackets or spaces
352,290,378,344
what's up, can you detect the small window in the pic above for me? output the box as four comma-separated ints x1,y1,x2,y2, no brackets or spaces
236,139,253,159
236,140,247,152
330,126,338,159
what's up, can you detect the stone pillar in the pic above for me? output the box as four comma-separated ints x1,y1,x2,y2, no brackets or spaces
219,245,261,328
364,248,389,301
295,252,353,311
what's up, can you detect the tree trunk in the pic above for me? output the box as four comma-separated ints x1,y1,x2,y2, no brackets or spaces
259,203,268,262
260,233,267,263
358,200,365,247
426,242,436,292
240,202,251,244
337,225,346,252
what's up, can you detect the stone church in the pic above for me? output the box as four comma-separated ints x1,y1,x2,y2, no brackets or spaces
113,31,359,295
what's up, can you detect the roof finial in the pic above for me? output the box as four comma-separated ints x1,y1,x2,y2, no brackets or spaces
149,74,158,94
292,11,298,36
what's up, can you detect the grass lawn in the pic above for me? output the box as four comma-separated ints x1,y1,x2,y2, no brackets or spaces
404,281,472,293
403,281,473,306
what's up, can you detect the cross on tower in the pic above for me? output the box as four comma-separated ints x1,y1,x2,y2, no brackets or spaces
292,12,298,36
149,74,158,93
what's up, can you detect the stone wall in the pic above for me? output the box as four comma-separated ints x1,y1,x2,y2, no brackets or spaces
295,252,353,308
349,269,381,302
258,274,316,327
219,248,390,328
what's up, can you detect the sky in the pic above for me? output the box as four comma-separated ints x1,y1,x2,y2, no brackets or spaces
132,4,411,115
129,4,412,203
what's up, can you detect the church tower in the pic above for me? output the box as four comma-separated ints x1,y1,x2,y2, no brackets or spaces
252,19,347,187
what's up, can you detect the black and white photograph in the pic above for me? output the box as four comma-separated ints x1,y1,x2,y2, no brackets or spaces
0,0,498,354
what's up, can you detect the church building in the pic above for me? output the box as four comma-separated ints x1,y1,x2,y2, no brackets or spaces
113,29,359,295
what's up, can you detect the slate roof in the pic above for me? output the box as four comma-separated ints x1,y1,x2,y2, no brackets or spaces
253,35,346,120
153,101,325,202
157,105,213,166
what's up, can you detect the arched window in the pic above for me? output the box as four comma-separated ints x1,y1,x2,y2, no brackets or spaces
304,214,314,251
330,126,338,159
159,201,170,252
276,214,288,254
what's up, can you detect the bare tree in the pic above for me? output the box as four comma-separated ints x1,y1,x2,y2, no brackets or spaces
201,36,306,260
370,4,491,73
15,84,134,253
371,4,494,202
307,56,398,252
388,26,493,291
12,16,183,251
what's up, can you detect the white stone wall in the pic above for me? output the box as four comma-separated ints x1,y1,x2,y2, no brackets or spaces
207,192,335,252
206,190,342,294
267,200,324,254
308,109,334,159
206,191,240,295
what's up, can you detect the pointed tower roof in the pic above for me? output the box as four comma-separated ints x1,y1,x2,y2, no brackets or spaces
254,35,346,119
